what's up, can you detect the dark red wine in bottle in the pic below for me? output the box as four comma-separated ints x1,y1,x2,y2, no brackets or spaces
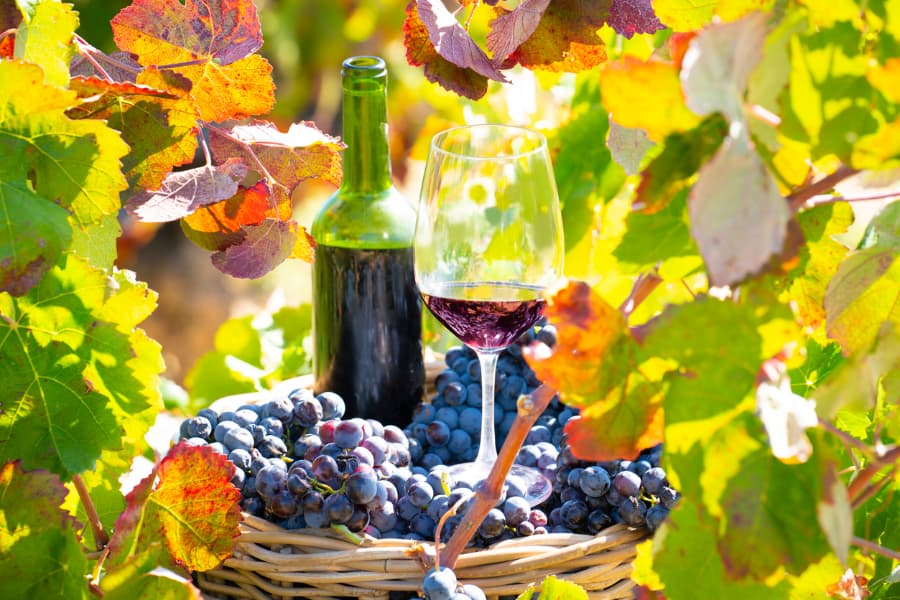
421,282,545,351
313,245,423,424
310,57,424,425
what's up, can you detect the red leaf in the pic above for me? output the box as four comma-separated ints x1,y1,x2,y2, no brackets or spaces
606,0,665,39
486,0,551,66
69,75,177,101
404,0,489,100
107,442,241,572
416,0,509,82
125,158,248,222
0,32,15,59
181,180,277,251
508,0,609,72
211,218,305,278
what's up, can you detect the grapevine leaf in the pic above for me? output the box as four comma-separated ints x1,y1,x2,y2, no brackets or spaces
868,57,900,103
814,324,900,420
525,281,663,460
68,75,178,109
14,0,78,87
614,191,700,273
817,464,853,566
207,120,344,207
782,202,854,331
102,565,202,600
599,56,700,142
779,22,878,164
851,120,900,170
606,0,665,39
633,113,728,214
0,258,162,479
680,12,768,123
70,49,141,83
651,496,790,599
108,442,240,573
181,180,277,252
0,179,71,295
70,213,121,271
717,427,832,579
509,0,610,72
689,137,788,286
416,0,508,82
651,0,716,32
485,0,551,66
0,461,88,599
211,218,305,278
126,158,248,222
0,60,128,250
111,0,274,122
403,0,489,100
533,575,590,599
824,202,900,356
606,121,654,176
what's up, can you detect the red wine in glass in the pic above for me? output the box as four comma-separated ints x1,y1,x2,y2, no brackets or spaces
421,282,545,351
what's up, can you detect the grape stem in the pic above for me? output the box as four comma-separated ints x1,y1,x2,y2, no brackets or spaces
619,270,663,320
847,445,900,506
440,384,557,568
73,473,110,550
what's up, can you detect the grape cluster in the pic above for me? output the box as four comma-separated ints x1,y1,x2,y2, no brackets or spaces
405,324,564,469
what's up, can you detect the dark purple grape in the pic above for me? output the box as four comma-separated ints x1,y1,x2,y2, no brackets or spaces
315,391,345,420
618,496,647,526
426,494,450,522
410,512,437,538
423,566,457,600
233,408,259,428
478,508,506,539
587,509,613,534
646,504,669,531
641,467,667,495
294,396,323,427
560,499,589,530
370,501,398,532
407,481,434,508
425,421,451,447
255,465,287,500
312,454,340,482
223,427,254,452
345,470,378,504
383,425,409,447
267,489,298,519
318,419,337,444
503,496,530,527
333,420,364,449
324,493,354,524
516,520,535,536
258,434,287,458
396,496,420,521
287,472,311,497
579,466,612,497
228,448,252,471
413,403,436,423
613,470,642,498
345,506,369,532
658,486,680,509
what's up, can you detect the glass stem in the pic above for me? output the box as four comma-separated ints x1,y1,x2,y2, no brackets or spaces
473,349,501,466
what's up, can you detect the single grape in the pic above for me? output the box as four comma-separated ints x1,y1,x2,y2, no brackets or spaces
646,504,669,531
223,427,254,452
316,391,346,420
413,403,436,424
560,499,589,530
587,509,613,534
426,421,451,448
345,506,370,532
410,512,437,538
613,470,642,498
502,496,530,527
255,464,287,500
267,489,298,519
311,454,340,482
333,420,365,449
324,492,354,524
579,465,612,497
260,416,284,437
214,420,240,444
657,486,680,509
407,481,435,508
233,408,259,428
641,467,667,496
460,583,487,600
228,448,252,472
264,395,294,422
293,396,323,428
618,496,648,526
423,566,457,600
345,470,379,505
258,434,287,458
383,425,409,447
478,508,506,539
427,494,451,522
370,501,398,532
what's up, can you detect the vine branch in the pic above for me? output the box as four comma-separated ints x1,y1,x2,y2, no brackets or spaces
804,189,900,208
786,165,860,212
620,270,663,319
72,474,109,550
852,536,900,562
73,34,141,77
848,445,900,505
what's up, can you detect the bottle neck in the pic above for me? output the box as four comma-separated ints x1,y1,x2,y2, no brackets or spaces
340,77,392,195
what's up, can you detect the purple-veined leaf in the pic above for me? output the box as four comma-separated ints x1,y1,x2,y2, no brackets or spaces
126,158,248,222
486,0,551,66
211,218,301,278
416,0,509,82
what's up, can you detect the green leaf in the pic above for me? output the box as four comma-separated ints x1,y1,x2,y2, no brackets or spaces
0,257,162,479
69,213,121,271
780,22,882,163
184,352,257,405
825,203,900,356
0,461,89,600
614,190,701,274
14,0,78,87
784,202,854,332
533,575,589,600
631,114,728,215
101,566,201,600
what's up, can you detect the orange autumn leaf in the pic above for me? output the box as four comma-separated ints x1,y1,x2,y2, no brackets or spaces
111,0,274,122
599,56,701,142
107,442,241,573
181,180,286,252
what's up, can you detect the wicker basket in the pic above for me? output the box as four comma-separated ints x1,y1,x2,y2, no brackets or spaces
199,360,647,599
197,514,646,600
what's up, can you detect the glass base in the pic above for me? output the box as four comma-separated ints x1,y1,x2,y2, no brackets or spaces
444,461,552,507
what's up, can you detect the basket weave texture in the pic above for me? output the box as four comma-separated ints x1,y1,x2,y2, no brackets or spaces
198,514,646,600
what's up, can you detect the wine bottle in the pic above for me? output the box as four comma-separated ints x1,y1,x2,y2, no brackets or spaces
310,56,424,426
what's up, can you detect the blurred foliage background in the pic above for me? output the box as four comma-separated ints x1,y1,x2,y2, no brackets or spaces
71,0,658,397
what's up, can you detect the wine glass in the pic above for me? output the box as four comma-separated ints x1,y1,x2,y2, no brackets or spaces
414,124,564,505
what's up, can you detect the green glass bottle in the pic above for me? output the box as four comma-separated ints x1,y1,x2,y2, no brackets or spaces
311,56,424,426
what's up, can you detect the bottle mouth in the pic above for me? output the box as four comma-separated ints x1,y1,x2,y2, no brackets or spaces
342,56,387,78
